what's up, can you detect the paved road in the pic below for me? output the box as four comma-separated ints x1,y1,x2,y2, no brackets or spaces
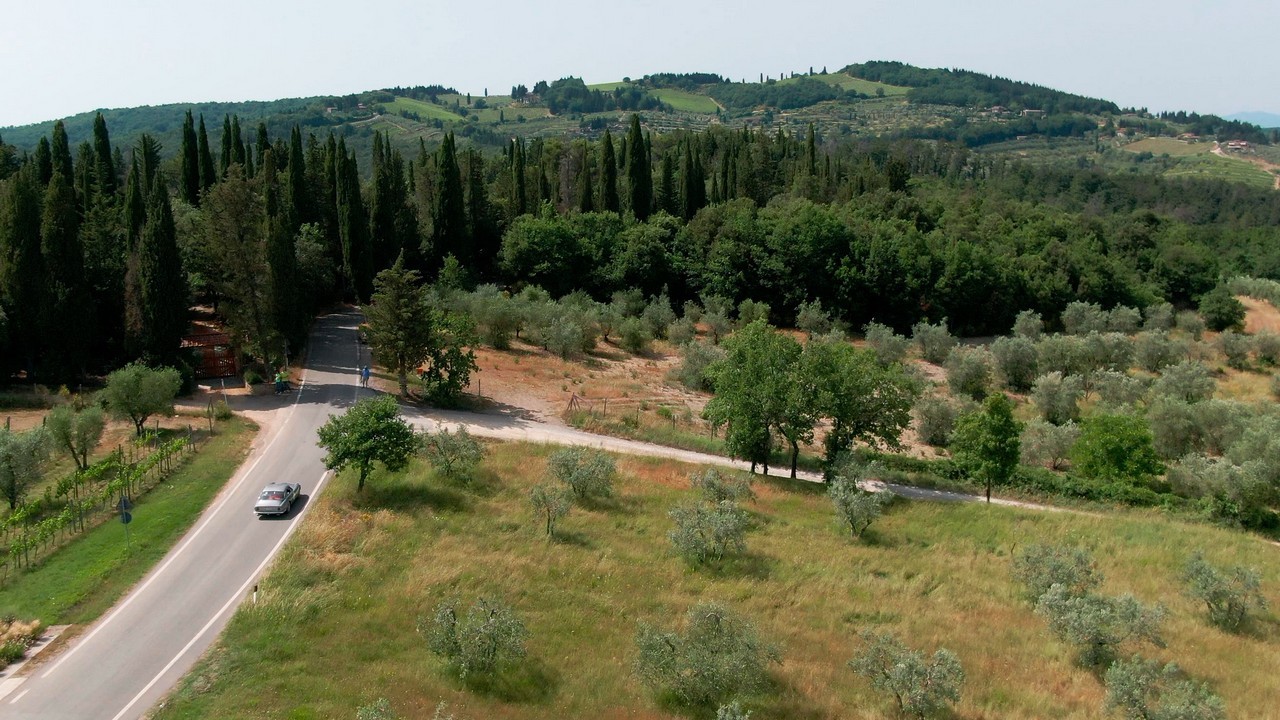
0,311,369,720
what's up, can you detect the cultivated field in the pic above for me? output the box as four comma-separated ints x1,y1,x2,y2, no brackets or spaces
1121,137,1210,157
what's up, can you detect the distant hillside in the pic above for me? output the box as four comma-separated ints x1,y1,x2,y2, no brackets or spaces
841,60,1120,114
1227,111,1280,129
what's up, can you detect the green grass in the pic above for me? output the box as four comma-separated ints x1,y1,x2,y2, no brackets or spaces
587,81,631,92
154,442,1280,719
650,89,720,114
1166,153,1275,189
1122,137,1211,157
820,73,911,97
383,97,463,121
0,417,256,625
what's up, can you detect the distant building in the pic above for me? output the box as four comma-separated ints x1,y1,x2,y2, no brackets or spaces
1021,109,1046,118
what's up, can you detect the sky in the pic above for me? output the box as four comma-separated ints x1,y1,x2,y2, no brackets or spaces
2,0,1277,128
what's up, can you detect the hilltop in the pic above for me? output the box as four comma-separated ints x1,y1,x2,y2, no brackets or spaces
3,61,1276,188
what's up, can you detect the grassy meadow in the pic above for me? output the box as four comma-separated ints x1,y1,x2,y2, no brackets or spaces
650,89,721,114
154,442,1280,719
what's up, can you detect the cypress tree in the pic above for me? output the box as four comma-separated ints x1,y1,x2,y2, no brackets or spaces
0,166,46,374
262,150,300,351
197,115,217,195
231,115,246,168
255,123,269,166
432,132,468,270
50,121,74,182
576,146,594,213
40,168,89,381
625,115,651,220
136,134,162,197
599,129,619,213
680,141,706,221
335,140,372,301
368,131,401,270
464,147,497,279
34,137,52,186
220,115,233,176
74,143,95,212
510,138,527,217
657,150,676,216
122,158,146,247
135,177,188,363
179,111,201,205
92,112,117,198
806,123,818,176
284,126,310,228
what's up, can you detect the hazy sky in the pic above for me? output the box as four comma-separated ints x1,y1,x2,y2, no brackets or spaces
2,0,1276,128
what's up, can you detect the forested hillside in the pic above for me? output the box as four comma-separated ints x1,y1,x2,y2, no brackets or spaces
2,96,1279,388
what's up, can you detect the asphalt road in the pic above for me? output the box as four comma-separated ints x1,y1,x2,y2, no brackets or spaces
1,310,369,720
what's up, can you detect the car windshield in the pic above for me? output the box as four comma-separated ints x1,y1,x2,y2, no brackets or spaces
260,490,285,501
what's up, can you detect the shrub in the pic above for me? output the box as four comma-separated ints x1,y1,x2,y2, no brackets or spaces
1011,544,1101,604
612,288,646,317
1107,305,1142,334
1062,301,1107,335
619,317,652,355
1151,361,1214,403
849,630,964,720
796,299,833,337
945,347,993,401
704,311,732,344
1142,302,1174,331
529,483,572,537
736,299,771,326
1166,454,1275,528
642,293,677,339
667,317,697,346
1030,372,1083,425
424,597,528,679
716,702,751,720
673,340,725,392
1020,420,1080,470
1070,414,1164,485
1182,552,1268,631
863,322,910,366
422,427,486,484
1036,334,1085,376
547,447,616,499
915,395,961,447
1104,655,1227,720
1217,330,1252,370
243,368,264,386
635,602,780,708
1134,331,1181,373
1255,332,1280,365
1012,309,1043,340
356,698,398,720
681,300,704,324
991,336,1038,392
669,500,749,564
1272,374,1280,400
1176,310,1206,340
690,468,754,503
1198,285,1245,331
912,320,955,364
829,477,892,539
1035,586,1166,667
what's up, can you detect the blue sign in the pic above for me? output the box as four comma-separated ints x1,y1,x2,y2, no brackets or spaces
121,511,133,525
118,496,133,512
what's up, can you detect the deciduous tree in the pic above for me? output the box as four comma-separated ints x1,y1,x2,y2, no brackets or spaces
316,394,417,492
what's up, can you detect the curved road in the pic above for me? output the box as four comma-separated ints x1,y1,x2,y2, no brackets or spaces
2,309,1059,720
1,311,370,720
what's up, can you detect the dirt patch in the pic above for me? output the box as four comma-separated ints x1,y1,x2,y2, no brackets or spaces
1241,295,1280,335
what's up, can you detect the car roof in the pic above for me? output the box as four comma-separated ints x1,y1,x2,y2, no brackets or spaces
261,482,295,491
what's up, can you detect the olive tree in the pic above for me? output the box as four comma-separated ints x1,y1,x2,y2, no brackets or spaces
1062,301,1107,335
1134,332,1181,373
316,395,418,492
101,362,182,436
1142,302,1174,332
424,596,528,680
421,426,486,484
1012,309,1043,340
1104,655,1226,720
1182,552,1268,631
45,404,105,471
864,321,910,366
829,477,892,539
991,336,1039,392
1152,361,1215,403
547,447,616,499
1035,586,1166,667
1011,544,1102,604
635,602,780,708
1030,372,1083,425
849,630,964,720
945,347,993,401
1218,330,1252,370
669,500,749,564
915,395,964,447
690,468,754,503
912,320,955,364
1020,420,1080,470
0,427,49,510
529,483,573,537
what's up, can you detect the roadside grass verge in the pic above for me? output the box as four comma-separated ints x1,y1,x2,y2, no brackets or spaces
0,417,257,625
155,441,1280,719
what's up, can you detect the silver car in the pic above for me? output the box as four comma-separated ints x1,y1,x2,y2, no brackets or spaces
255,482,301,516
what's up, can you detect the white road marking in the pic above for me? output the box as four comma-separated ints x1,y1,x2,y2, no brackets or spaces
8,689,29,704
41,373,311,681
108,469,333,720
